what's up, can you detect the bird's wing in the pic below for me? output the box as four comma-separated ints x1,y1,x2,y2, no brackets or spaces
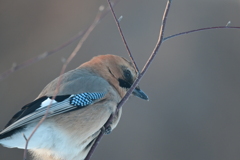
0,92,106,135
0,68,111,136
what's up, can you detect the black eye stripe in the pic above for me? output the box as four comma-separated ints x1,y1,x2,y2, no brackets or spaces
118,79,131,88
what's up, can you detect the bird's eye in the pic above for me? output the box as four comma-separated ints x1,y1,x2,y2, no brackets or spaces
124,69,131,79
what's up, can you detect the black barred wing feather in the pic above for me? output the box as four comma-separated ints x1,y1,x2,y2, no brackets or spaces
70,92,105,107
0,92,106,136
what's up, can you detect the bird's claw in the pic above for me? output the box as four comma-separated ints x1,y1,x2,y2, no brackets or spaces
103,126,112,135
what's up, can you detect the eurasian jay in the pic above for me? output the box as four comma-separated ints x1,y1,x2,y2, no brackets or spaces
0,54,148,160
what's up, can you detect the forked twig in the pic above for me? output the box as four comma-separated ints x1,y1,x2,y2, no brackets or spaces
2,0,238,159
1,0,239,82
84,1,172,160
23,7,106,160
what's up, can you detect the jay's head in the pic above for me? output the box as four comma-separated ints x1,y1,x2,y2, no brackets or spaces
81,54,148,101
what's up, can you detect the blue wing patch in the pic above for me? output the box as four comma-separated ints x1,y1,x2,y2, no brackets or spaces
69,92,105,107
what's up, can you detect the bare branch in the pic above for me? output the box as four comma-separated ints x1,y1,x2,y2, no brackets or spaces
107,0,139,72
23,7,106,160
84,1,172,160
0,0,121,82
163,26,240,41
1,1,239,82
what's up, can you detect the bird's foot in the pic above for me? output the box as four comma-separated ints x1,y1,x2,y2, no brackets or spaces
103,126,112,135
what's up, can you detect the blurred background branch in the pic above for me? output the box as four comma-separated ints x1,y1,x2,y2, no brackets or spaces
0,0,120,81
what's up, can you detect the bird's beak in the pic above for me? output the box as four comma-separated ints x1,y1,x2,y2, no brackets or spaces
132,87,149,101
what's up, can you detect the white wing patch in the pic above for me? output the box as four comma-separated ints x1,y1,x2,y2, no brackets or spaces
37,98,57,110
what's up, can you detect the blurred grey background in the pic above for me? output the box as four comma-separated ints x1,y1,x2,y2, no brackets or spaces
0,0,240,160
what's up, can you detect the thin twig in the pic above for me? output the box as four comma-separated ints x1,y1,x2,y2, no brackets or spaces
163,26,240,41
107,0,139,72
0,0,121,82
84,1,172,160
23,134,27,141
22,7,105,160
